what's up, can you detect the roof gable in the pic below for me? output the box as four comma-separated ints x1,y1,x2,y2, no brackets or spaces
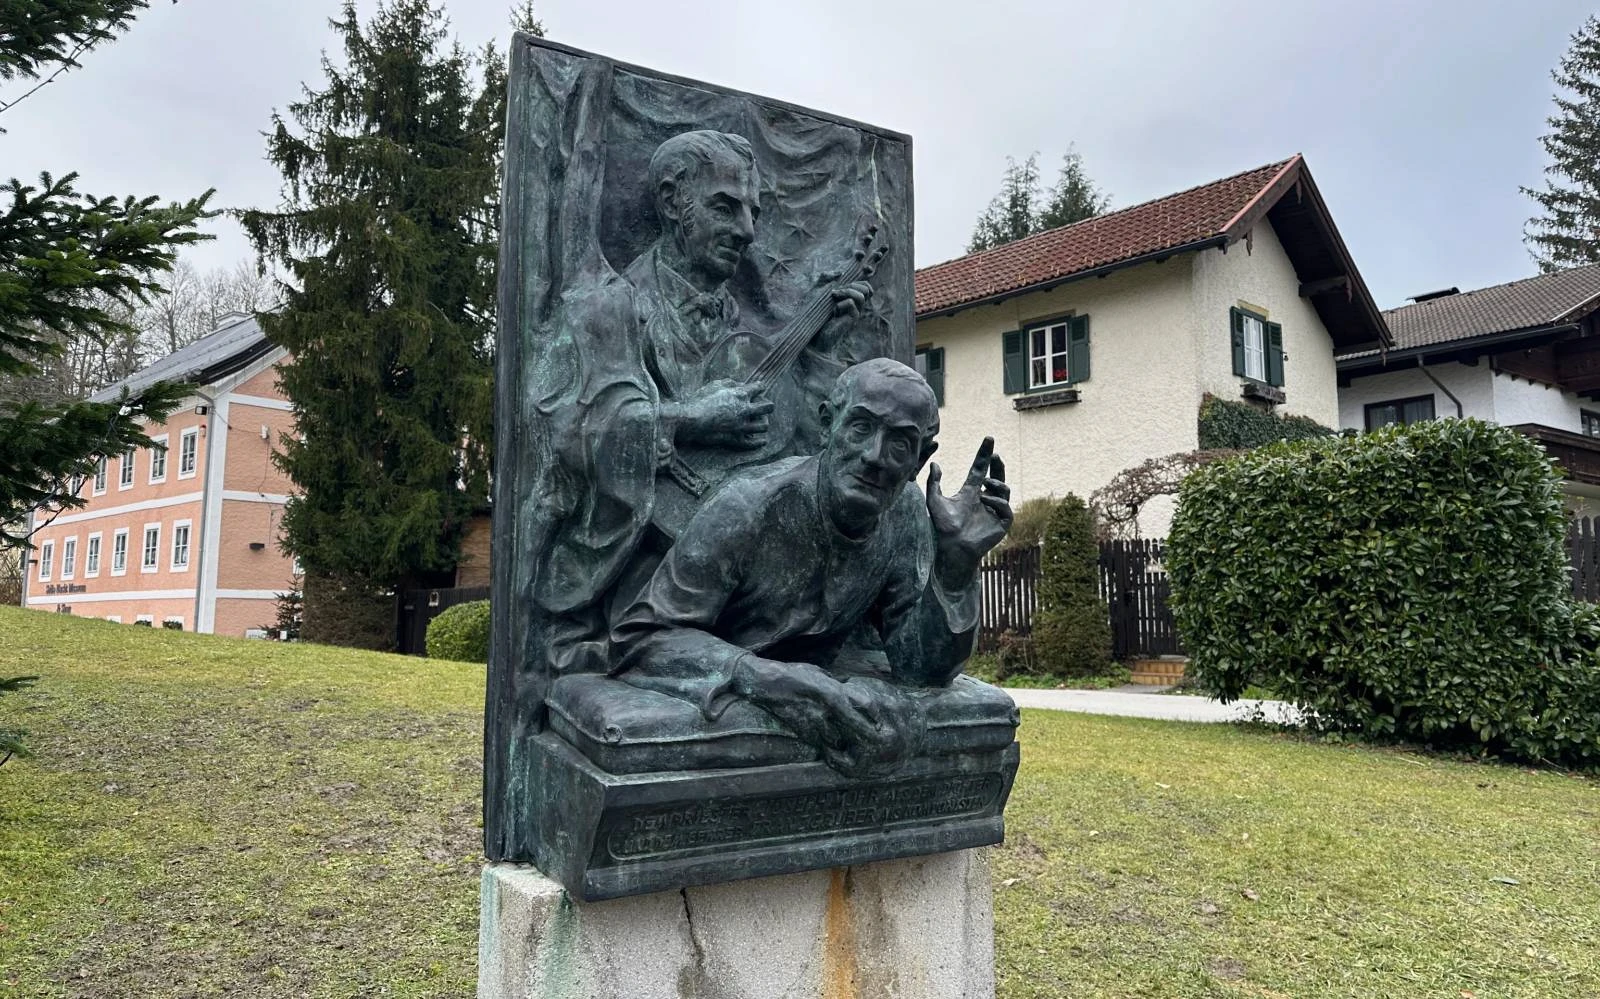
915,155,1389,352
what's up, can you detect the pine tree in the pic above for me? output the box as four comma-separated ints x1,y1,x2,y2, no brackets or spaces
239,0,532,646
968,148,1109,254
0,2,214,547
968,154,1043,253
1038,146,1111,231
1524,15,1600,271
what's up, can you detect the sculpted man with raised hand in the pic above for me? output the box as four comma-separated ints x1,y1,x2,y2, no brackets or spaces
611,358,1013,777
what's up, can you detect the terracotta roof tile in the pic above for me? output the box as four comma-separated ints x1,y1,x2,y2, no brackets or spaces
1343,263,1600,358
916,157,1298,317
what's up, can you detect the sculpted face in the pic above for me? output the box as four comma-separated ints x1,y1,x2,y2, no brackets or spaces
662,149,760,286
818,362,939,537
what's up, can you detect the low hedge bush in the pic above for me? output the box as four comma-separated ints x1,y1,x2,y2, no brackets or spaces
1168,418,1600,766
425,600,490,663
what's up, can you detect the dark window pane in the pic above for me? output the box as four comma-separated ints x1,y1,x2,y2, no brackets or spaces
1402,398,1434,424
1052,325,1067,353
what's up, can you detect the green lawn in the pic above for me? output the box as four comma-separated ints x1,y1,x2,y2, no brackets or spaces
1,607,1597,998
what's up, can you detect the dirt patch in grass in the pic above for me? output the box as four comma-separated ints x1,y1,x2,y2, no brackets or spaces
3,609,1600,997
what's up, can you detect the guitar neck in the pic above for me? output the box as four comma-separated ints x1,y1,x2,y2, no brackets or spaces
743,257,866,387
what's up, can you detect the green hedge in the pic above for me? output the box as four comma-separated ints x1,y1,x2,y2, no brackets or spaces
425,600,490,663
1029,495,1112,677
1197,395,1336,450
1168,418,1600,766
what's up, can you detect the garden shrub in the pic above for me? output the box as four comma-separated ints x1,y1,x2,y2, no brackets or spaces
1196,395,1336,450
426,600,490,663
1168,418,1600,766
997,496,1055,552
1029,495,1112,677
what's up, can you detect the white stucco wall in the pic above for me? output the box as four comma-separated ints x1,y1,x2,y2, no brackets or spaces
916,219,1344,536
1490,370,1586,432
1190,222,1341,428
917,260,1197,524
1336,364,1494,429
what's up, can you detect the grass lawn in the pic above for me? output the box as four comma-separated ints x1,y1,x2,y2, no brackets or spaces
1,608,1598,997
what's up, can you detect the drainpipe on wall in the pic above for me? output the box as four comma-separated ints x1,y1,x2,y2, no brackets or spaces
1416,357,1464,418
192,386,218,631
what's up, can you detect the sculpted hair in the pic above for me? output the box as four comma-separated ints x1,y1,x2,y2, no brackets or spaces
649,130,758,216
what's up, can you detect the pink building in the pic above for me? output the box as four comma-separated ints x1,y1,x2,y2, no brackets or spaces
21,314,299,636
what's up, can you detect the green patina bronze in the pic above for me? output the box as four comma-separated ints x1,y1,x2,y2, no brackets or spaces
486,36,1020,901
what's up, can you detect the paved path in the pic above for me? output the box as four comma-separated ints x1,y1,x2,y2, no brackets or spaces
1005,687,1301,724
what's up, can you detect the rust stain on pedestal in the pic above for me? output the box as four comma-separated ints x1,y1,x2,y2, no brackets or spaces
822,868,859,999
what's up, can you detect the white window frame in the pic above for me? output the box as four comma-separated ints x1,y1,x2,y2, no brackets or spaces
141,522,161,573
163,616,184,630
93,455,108,495
105,615,121,624
148,435,168,484
171,519,192,572
1026,320,1073,390
135,614,154,626
38,540,54,582
85,532,102,577
178,427,199,479
111,529,129,576
1241,313,1267,383
119,448,136,489
61,536,78,580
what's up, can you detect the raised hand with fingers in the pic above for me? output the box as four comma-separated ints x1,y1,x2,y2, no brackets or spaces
925,436,1013,589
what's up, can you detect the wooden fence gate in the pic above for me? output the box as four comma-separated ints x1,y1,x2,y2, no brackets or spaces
1098,538,1183,660
396,585,490,656
977,545,1040,652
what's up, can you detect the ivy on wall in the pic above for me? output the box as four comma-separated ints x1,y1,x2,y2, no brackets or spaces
1196,395,1336,450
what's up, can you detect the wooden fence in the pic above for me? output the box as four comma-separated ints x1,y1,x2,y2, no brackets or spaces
976,539,1182,659
1569,517,1600,601
1099,538,1183,659
977,545,1041,652
396,585,490,655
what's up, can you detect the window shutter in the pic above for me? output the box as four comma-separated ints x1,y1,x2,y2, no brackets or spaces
1230,307,1246,376
1265,322,1284,387
1067,315,1091,384
1002,331,1025,394
922,347,946,406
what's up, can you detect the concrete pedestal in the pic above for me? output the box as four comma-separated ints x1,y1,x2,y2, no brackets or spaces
479,849,995,998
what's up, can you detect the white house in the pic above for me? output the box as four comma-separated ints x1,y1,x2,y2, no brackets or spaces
914,154,1389,534
1337,263,1600,516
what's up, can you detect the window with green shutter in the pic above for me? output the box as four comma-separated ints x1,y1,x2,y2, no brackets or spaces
1004,314,1091,393
914,346,945,406
1230,306,1280,384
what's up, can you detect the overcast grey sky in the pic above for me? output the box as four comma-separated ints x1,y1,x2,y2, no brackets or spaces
4,0,1594,310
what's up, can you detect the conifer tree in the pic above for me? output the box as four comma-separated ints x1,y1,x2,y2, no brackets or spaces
1524,15,1600,271
968,154,1043,253
1038,147,1111,232
240,0,534,645
968,148,1109,254
1,1,213,545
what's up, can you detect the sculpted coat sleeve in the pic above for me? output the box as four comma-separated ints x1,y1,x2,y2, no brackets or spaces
877,490,983,688
608,486,758,718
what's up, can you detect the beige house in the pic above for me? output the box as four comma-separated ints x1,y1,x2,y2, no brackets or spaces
913,155,1389,534
21,315,299,635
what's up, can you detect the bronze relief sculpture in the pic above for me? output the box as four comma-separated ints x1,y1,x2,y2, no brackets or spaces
487,36,1020,900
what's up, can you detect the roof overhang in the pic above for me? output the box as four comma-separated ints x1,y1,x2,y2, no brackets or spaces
1250,160,1391,354
1510,423,1600,487
1337,322,1581,379
914,235,1229,322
